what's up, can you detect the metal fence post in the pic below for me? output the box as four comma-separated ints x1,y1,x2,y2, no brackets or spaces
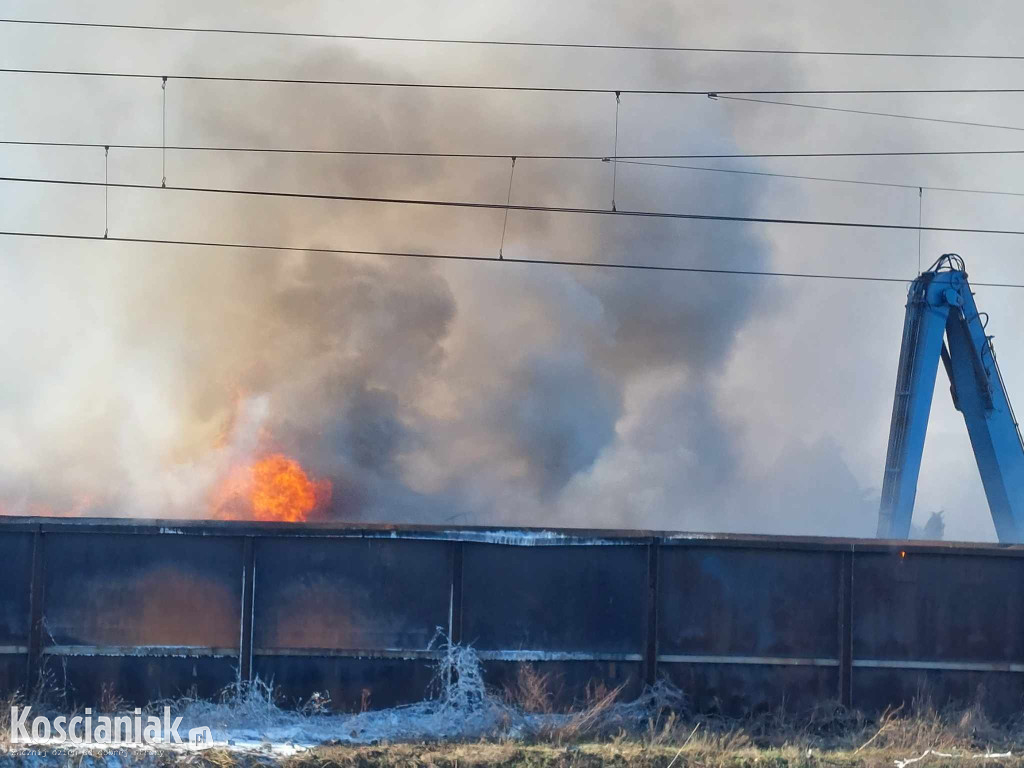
838,549,854,707
239,537,256,681
26,526,45,687
643,538,660,686
449,540,464,644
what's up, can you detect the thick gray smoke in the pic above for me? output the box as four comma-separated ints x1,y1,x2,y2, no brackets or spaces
161,43,777,527
9,0,1019,539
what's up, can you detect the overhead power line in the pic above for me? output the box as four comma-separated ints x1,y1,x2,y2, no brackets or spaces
3,230,1024,289
714,94,1024,133
5,67,1024,96
7,173,1024,236
10,137,1024,161
4,18,1024,61
610,159,1024,198
6,137,1024,198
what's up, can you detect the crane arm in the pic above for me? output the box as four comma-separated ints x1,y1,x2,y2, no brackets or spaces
877,261,953,539
878,254,1024,542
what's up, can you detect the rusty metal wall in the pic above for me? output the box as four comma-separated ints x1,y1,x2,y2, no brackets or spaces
460,541,649,706
0,531,33,695
251,536,452,709
658,544,842,713
42,531,244,705
1,518,1023,716
851,550,1024,714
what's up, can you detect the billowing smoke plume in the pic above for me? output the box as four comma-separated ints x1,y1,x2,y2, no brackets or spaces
0,0,926,537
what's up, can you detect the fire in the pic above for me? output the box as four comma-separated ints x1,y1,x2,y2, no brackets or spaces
212,454,331,523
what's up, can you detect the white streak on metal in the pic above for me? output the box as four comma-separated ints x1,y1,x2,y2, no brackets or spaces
434,529,624,546
855,658,1024,672
658,654,839,666
253,647,443,660
249,648,642,662
44,644,239,658
475,650,643,661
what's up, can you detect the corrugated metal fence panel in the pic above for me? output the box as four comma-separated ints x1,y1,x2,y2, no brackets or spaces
251,537,452,710
0,532,33,692
44,532,244,647
658,545,842,715
7,518,1024,715
41,532,244,706
852,550,1024,713
461,542,648,705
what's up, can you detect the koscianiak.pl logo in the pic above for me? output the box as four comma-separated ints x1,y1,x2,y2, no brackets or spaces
9,706,212,748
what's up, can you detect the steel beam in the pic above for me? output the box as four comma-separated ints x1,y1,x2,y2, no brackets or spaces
239,536,256,680
25,527,44,687
838,550,854,707
643,538,659,686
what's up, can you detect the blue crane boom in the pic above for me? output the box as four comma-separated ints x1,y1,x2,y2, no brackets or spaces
878,254,1024,542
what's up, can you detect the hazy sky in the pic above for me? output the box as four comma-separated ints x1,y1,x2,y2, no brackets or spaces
3,0,1024,541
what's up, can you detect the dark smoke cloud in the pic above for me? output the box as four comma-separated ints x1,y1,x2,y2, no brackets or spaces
0,0,907,538
59,35,779,528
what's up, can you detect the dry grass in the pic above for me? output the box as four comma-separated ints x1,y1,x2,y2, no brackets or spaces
5,704,1024,767
505,665,557,715
0,689,24,746
5,644,1024,767
286,740,1024,768
0,660,71,748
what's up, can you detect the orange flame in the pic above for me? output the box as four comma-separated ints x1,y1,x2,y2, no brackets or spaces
212,454,331,523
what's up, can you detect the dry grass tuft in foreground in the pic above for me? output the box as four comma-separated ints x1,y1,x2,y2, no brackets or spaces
273,738,1024,768
4,641,1024,767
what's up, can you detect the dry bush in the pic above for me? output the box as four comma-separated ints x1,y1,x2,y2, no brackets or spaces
644,708,677,745
611,679,687,741
646,686,1014,758
0,662,72,748
99,681,126,713
27,661,66,712
687,721,754,752
865,697,1005,753
515,675,689,745
505,664,555,715
0,690,25,747
549,681,626,742
732,700,868,750
188,675,284,730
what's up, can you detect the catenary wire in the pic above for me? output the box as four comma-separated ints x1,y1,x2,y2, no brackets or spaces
609,159,1024,197
714,94,1024,133
6,173,1024,236
8,138,1024,162
4,18,1024,61
3,230,1024,288
5,67,1024,96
